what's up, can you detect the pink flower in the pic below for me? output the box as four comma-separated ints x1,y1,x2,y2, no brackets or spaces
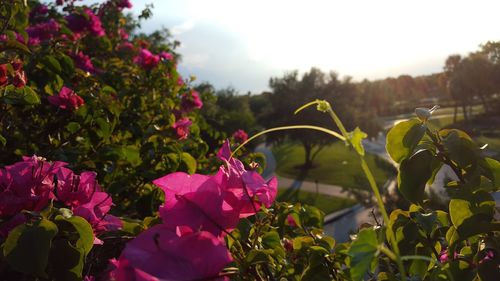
48,87,84,111
73,191,112,228
177,76,184,86
232,129,248,144
0,156,66,217
153,172,240,237
133,49,160,70
116,0,133,9
172,118,192,140
217,140,277,217
180,90,203,112
119,28,129,40
12,71,27,88
1,64,9,87
54,168,99,208
286,214,297,227
29,4,49,19
65,8,105,37
159,51,173,61
71,51,95,73
26,19,60,45
0,214,26,239
112,225,232,281
439,249,459,263
479,249,496,265
108,257,159,281
117,42,135,53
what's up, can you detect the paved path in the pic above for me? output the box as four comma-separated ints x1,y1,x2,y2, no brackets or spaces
255,143,383,242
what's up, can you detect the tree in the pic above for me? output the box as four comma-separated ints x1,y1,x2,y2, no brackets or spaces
262,68,358,168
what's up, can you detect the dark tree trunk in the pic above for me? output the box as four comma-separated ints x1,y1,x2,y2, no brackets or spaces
303,141,313,169
462,102,468,121
453,102,458,123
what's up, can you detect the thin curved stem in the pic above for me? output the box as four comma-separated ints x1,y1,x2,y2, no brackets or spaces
231,125,345,157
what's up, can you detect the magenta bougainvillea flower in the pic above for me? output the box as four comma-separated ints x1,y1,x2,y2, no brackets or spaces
118,28,129,40
65,8,105,37
180,90,203,112
117,42,135,54
111,225,232,281
217,140,277,217
0,60,28,88
116,0,133,9
53,167,121,242
0,156,120,241
10,60,27,88
172,118,192,140
153,172,240,237
0,64,8,87
48,86,85,111
0,156,66,217
26,19,60,45
29,4,49,19
232,129,248,144
159,51,173,61
108,257,159,281
71,51,95,73
133,48,160,70
54,168,99,208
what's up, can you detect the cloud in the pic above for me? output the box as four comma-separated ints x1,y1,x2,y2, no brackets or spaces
171,19,197,35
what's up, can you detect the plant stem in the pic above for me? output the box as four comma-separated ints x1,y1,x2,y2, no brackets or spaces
324,104,407,280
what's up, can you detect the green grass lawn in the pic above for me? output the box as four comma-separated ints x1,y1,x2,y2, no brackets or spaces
277,188,356,215
427,115,464,129
272,142,396,191
476,135,500,160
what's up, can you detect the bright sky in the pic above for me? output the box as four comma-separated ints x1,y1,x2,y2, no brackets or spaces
118,0,500,92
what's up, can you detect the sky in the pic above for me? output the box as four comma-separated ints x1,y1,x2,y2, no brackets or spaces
99,0,500,93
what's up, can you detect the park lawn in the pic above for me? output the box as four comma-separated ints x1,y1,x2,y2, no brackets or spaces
272,142,395,191
427,114,464,129
277,188,356,215
476,135,500,160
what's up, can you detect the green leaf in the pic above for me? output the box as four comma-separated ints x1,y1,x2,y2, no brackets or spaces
0,134,6,146
21,87,41,104
245,249,273,265
66,122,81,134
42,55,62,73
412,211,437,234
3,218,58,277
348,228,379,281
301,262,331,281
448,191,499,241
123,145,142,167
54,215,94,256
49,239,85,281
482,158,500,189
181,152,197,174
386,118,426,163
398,150,436,204
348,127,367,156
0,39,31,54
440,129,478,168
121,218,144,235
293,236,314,251
262,230,281,249
58,53,75,75
95,117,112,140
2,86,40,105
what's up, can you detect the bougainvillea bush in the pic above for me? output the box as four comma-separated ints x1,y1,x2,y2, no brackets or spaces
1,1,500,280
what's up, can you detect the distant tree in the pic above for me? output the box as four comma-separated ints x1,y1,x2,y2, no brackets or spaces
196,83,256,150
444,55,469,122
262,68,360,168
